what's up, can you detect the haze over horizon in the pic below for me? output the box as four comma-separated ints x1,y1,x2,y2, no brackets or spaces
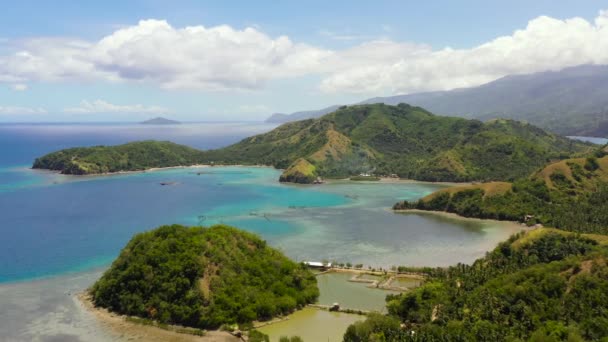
1,0,608,122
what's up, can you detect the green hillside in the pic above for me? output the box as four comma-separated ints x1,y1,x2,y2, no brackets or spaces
90,224,318,329
344,231,608,341
203,103,590,183
395,147,608,234
32,140,206,175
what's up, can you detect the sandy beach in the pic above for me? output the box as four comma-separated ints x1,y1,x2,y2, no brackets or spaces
394,208,526,229
77,293,240,342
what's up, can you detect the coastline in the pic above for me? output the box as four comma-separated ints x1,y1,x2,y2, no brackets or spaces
31,163,474,188
77,292,239,342
394,208,526,229
31,163,275,178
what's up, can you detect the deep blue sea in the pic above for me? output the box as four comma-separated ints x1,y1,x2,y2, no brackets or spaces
0,122,529,341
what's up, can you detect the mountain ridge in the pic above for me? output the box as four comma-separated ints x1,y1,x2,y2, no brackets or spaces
267,64,608,136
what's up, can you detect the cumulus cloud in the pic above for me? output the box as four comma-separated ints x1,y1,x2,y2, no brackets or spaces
0,106,47,115
64,99,169,114
0,11,607,95
320,10,608,93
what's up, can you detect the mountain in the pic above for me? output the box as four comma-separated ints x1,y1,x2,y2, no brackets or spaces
33,141,205,175
268,65,608,137
205,103,591,183
396,146,608,234
264,105,342,123
90,224,318,329
141,117,181,125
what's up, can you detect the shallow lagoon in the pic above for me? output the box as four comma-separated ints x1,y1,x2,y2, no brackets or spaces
317,272,399,312
258,307,364,342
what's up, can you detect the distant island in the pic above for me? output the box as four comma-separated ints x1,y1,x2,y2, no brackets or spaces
141,117,181,125
33,103,592,181
89,224,318,333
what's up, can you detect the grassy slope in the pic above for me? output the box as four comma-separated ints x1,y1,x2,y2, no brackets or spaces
203,103,590,183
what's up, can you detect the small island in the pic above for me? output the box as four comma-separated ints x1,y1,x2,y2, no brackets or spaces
88,224,318,334
141,117,181,125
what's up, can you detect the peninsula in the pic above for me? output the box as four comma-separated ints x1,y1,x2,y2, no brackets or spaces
395,145,608,235
89,224,318,332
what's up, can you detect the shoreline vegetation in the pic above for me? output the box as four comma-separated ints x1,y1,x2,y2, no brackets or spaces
31,161,473,188
342,229,608,341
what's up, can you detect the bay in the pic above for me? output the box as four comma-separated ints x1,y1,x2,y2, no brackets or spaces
0,122,523,341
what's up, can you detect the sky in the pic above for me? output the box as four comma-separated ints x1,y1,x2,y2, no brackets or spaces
0,0,607,122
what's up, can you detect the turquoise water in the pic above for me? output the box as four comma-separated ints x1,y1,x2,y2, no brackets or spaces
0,123,524,283
0,165,522,283
0,123,527,341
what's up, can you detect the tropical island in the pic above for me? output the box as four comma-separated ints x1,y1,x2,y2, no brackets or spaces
88,224,318,340
32,103,592,183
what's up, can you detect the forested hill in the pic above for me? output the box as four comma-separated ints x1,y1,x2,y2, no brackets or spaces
344,229,608,341
203,103,590,183
32,141,207,175
395,146,608,234
90,224,318,329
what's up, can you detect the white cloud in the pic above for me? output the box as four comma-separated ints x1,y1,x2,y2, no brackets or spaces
11,83,27,91
320,10,608,94
0,20,330,91
64,99,169,114
0,106,46,115
0,11,607,95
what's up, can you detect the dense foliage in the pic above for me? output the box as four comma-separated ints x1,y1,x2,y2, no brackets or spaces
33,141,207,175
203,103,589,183
344,232,608,341
90,224,318,329
395,155,608,234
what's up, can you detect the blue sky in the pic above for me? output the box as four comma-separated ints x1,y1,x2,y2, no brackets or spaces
0,0,607,122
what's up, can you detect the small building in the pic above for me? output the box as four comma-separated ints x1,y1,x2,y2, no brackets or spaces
330,303,340,311
303,261,332,270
